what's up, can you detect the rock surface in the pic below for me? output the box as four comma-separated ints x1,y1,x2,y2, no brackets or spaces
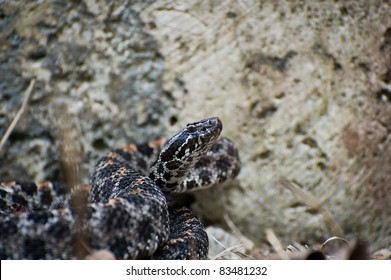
1,0,173,183
1,0,390,250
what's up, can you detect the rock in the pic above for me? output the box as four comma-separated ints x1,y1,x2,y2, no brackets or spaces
0,0,173,183
1,0,390,249
141,1,391,245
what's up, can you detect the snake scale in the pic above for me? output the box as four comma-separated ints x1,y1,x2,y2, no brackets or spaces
0,117,240,259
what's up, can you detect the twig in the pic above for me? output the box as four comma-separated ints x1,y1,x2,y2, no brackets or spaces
0,79,35,152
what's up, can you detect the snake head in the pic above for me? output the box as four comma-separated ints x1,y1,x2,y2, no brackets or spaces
149,117,223,192
179,117,222,150
185,117,222,135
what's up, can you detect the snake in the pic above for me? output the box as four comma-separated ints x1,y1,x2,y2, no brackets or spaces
0,117,240,259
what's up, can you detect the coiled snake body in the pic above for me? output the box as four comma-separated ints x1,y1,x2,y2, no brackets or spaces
0,117,240,259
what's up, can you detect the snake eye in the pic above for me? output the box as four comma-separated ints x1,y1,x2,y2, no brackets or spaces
187,126,197,133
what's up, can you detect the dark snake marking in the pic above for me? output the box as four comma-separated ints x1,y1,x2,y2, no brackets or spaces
0,117,240,259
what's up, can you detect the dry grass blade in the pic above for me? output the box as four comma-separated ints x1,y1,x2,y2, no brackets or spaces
208,215,254,259
371,236,391,254
224,213,254,250
320,236,349,254
209,231,251,259
279,178,344,237
52,106,89,259
0,79,35,152
52,106,83,191
212,244,247,260
265,228,290,260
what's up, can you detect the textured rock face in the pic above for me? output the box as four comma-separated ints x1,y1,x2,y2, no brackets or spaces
0,1,173,182
141,1,391,246
1,0,391,249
